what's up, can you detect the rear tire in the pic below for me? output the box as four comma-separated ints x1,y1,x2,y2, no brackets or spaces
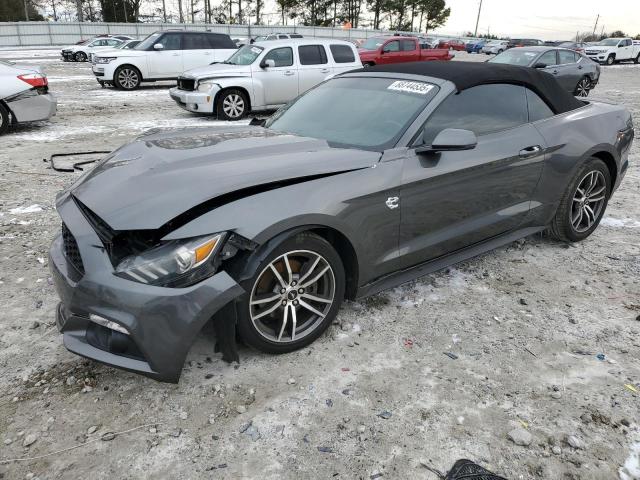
114,65,141,90
236,232,345,354
574,76,591,97
74,51,87,62
0,103,10,135
216,89,248,121
549,157,611,243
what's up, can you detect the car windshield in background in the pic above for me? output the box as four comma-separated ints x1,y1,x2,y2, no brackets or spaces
134,33,161,50
360,37,385,50
225,45,264,65
489,49,538,66
265,77,438,150
596,39,621,46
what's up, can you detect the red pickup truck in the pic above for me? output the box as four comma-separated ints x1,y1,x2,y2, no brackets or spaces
358,36,454,66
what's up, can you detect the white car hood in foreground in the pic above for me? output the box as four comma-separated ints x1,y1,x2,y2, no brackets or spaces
182,63,252,80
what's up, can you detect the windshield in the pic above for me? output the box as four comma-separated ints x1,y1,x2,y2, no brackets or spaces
134,33,161,50
596,39,622,46
361,37,385,50
265,77,439,150
253,35,268,42
489,49,539,66
225,45,264,65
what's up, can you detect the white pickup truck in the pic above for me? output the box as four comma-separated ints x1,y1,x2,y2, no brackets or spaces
169,38,361,120
585,38,640,65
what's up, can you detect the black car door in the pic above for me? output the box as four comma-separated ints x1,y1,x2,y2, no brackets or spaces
397,84,547,269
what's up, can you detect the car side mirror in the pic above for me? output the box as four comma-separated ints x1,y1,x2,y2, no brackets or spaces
260,58,275,68
415,128,477,154
533,62,547,69
153,43,164,50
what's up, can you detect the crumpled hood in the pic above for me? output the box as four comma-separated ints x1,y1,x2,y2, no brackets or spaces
65,126,379,231
181,63,252,80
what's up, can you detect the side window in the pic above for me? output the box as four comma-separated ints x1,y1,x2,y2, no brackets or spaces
330,44,356,63
400,40,416,51
278,35,288,39
558,49,576,64
158,33,181,50
383,41,400,52
298,45,328,65
538,50,557,66
526,88,554,122
422,84,528,144
207,34,236,49
290,34,303,39
183,33,209,49
107,39,120,46
264,47,293,67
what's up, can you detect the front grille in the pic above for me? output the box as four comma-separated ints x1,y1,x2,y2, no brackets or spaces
585,50,599,55
177,77,195,91
62,223,84,274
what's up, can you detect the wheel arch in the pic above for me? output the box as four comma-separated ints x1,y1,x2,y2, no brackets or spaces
591,150,617,191
113,63,144,83
231,223,360,301
214,85,252,113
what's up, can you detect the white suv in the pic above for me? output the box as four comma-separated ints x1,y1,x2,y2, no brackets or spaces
169,38,361,120
92,31,237,90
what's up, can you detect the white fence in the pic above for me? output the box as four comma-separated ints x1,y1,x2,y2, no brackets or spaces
0,21,460,47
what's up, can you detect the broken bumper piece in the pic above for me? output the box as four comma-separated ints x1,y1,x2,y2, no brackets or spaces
49,198,245,383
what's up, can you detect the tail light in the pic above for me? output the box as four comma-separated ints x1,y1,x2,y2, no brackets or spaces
17,73,48,88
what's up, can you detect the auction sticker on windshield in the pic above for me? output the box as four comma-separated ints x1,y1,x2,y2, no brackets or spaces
387,81,434,95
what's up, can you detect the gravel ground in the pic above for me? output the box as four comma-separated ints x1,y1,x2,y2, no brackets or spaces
0,49,639,480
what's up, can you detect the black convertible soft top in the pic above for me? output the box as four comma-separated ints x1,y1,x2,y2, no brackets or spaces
354,61,584,114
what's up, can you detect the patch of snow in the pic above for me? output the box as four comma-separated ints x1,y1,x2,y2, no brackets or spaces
620,440,640,480
600,216,640,228
9,204,42,214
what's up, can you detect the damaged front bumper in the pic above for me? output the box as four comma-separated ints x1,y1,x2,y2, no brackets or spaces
169,85,219,114
49,198,245,383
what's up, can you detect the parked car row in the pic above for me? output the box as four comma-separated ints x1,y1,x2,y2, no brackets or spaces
61,36,128,62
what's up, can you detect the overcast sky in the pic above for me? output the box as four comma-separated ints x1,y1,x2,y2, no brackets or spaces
440,0,640,39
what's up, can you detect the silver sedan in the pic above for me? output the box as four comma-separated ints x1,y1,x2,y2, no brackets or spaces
0,59,56,134
489,46,600,97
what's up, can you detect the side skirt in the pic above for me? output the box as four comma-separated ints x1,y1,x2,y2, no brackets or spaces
356,226,545,299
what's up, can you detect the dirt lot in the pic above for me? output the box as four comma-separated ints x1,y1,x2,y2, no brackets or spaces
0,48,639,480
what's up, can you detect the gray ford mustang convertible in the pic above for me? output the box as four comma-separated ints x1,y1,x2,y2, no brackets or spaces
50,62,634,382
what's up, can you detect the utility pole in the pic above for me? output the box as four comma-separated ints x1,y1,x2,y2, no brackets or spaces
162,0,167,22
592,14,599,37
23,0,30,20
474,0,483,37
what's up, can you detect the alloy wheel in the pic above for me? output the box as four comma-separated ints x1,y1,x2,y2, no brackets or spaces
571,170,606,233
249,250,336,344
575,78,591,97
117,68,139,89
222,93,245,119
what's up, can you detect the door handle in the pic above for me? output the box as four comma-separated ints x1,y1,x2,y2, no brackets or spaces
519,145,542,158
284,71,295,76
321,68,330,73
578,65,583,69
552,70,558,74
172,53,180,56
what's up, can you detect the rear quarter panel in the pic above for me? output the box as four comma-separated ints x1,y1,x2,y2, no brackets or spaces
528,101,631,225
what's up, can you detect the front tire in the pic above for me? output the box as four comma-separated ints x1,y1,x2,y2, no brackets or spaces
216,89,248,121
549,157,611,242
237,233,345,354
574,76,591,97
634,53,640,64
114,66,141,90
74,51,87,62
606,55,615,66
0,103,10,135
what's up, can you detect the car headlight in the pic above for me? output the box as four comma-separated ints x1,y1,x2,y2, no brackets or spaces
197,80,216,92
96,57,117,64
115,233,226,287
